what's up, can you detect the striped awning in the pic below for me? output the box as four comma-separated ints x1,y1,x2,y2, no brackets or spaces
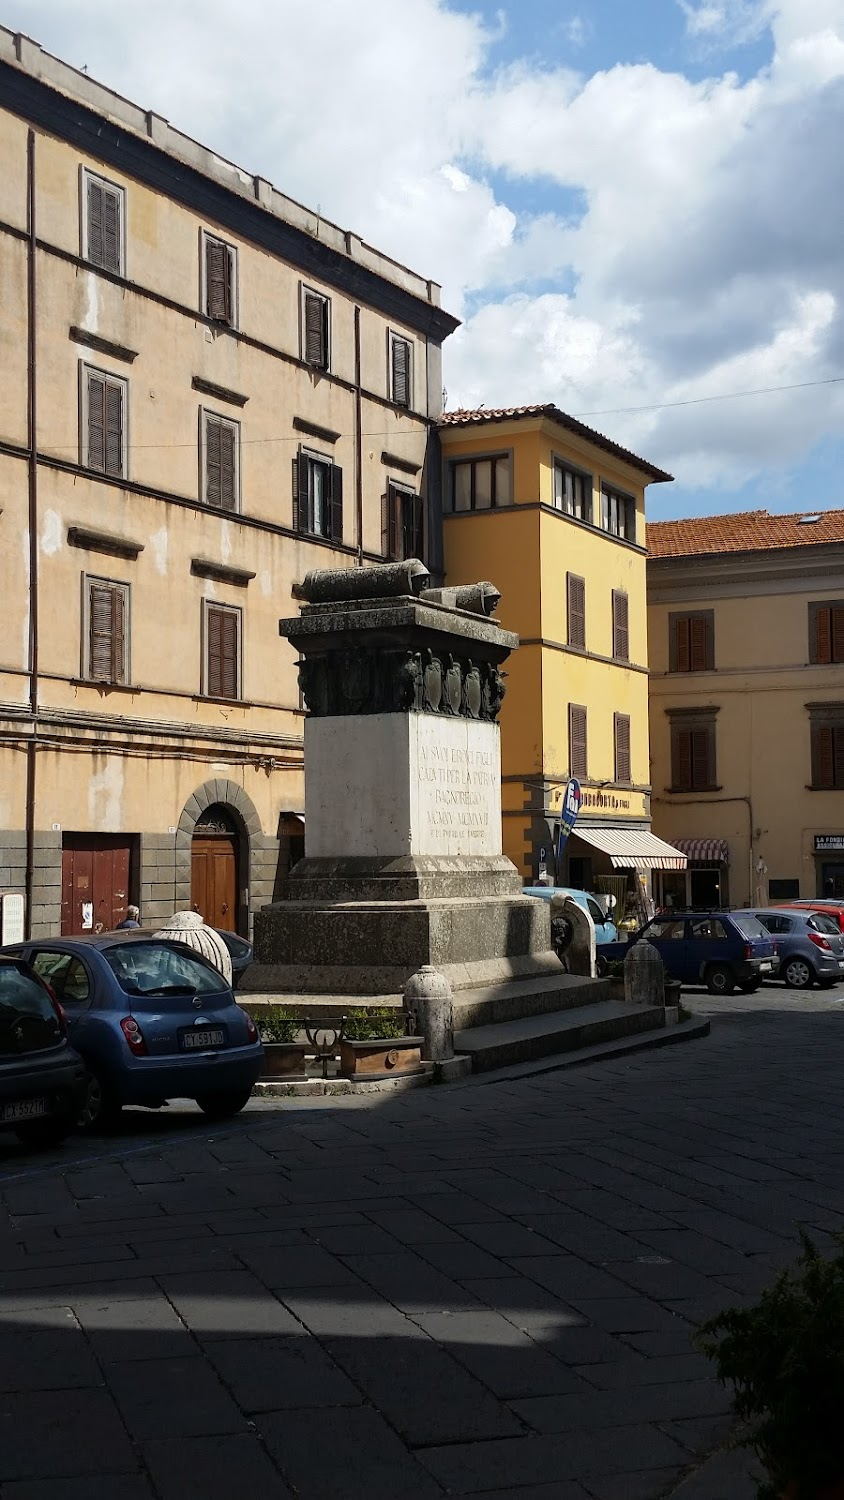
670,838,729,865
570,826,688,871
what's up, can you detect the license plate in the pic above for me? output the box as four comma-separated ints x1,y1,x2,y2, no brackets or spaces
838,961,844,970
1,1097,48,1123
759,962,773,972
181,1028,226,1050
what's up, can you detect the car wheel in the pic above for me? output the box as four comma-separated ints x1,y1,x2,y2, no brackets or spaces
738,979,762,994
195,1088,253,1120
77,1069,122,1133
782,957,815,989
15,1115,74,1149
705,964,736,996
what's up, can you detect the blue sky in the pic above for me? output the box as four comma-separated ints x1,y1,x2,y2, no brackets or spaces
10,0,844,522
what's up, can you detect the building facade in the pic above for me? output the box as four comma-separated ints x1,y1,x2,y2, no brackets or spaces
648,509,844,908
440,405,683,914
0,28,457,939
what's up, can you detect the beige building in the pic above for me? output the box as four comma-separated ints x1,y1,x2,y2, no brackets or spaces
0,28,457,939
648,509,844,908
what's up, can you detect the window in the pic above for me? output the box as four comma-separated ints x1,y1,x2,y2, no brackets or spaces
646,918,685,941
809,602,844,664
689,917,728,941
84,576,129,685
569,703,588,779
810,715,844,789
669,612,714,672
103,941,227,996
600,484,636,542
669,713,718,791
768,878,800,901
30,953,91,1006
82,366,126,478
389,333,412,408
612,590,629,661
295,449,343,542
82,169,124,275
202,233,237,327
0,961,63,1054
202,412,239,512
553,461,591,521
567,573,586,650
383,482,424,561
450,455,512,512
614,713,631,782
204,602,241,701
301,286,330,370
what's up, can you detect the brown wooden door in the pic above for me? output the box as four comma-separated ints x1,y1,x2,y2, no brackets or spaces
191,836,237,930
61,837,132,935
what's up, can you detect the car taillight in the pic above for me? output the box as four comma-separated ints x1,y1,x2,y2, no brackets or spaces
39,979,67,1028
243,1010,259,1044
809,932,832,951
743,944,751,960
120,1015,148,1055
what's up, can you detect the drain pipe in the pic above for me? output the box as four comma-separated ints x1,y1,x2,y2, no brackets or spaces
24,127,39,940
353,305,363,564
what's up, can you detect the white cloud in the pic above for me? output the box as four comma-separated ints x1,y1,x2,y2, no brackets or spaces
677,0,771,46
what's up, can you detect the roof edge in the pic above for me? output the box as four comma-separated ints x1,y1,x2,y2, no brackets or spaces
440,404,673,484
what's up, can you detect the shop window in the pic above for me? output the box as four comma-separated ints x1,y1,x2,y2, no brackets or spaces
768,878,800,901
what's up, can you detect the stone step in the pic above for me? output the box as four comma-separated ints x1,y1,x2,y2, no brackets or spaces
454,1000,667,1073
452,972,608,1028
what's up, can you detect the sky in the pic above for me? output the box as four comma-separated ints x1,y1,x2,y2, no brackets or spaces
7,0,844,520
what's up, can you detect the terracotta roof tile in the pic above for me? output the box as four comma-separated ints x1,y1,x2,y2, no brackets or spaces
647,509,844,559
439,404,673,483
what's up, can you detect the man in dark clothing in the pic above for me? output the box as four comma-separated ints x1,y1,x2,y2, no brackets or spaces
115,905,140,929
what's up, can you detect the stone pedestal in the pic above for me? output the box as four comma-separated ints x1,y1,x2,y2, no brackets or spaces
244,561,561,998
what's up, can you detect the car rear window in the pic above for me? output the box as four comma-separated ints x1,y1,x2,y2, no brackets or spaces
731,915,768,940
809,913,840,935
103,942,227,997
0,963,62,1055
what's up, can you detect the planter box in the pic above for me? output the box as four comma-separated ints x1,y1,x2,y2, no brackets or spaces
339,1036,424,1079
259,1042,308,1081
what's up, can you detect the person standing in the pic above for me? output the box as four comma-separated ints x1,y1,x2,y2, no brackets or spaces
115,905,140,929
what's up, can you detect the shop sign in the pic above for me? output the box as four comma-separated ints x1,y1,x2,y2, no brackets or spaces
556,779,582,868
814,834,844,852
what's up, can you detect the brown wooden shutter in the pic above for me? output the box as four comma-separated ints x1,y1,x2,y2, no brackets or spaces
87,373,106,471
567,574,586,649
383,487,398,559
297,452,312,533
674,728,692,790
103,187,120,273
219,422,236,511
89,582,124,682
220,610,238,698
304,292,327,367
330,464,343,543
205,416,221,506
689,615,709,671
412,492,424,558
392,337,409,406
207,605,222,696
612,591,629,660
614,714,631,782
87,179,104,267
104,380,123,477
816,607,833,663
691,727,710,788
206,238,233,323
673,616,690,672
207,606,238,699
833,608,844,663
569,704,587,779
816,724,835,787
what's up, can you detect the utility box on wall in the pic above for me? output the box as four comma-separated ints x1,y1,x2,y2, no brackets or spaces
0,893,25,946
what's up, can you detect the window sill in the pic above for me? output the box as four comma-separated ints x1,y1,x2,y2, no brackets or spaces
806,784,844,791
194,694,251,708
73,677,135,692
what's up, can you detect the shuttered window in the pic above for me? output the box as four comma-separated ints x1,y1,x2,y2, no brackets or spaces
811,722,844,788
612,590,629,661
614,713,631,783
302,288,330,370
294,450,343,541
810,603,844,664
670,612,714,672
85,172,123,274
86,578,128,684
203,413,239,512
569,704,588,780
204,235,236,326
390,335,412,408
566,573,586,650
382,483,424,561
205,604,240,700
85,368,126,478
671,723,716,791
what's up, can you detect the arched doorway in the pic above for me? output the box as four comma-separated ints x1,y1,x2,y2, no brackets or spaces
191,804,240,932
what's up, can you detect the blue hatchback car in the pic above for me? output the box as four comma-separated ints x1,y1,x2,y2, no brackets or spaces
605,910,776,995
2,933,263,1129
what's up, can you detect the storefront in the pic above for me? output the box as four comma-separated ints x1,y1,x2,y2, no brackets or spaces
562,823,688,926
655,839,730,910
813,835,844,897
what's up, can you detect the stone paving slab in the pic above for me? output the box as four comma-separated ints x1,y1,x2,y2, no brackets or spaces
0,999,842,1496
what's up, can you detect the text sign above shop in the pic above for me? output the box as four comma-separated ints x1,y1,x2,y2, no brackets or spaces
814,834,844,852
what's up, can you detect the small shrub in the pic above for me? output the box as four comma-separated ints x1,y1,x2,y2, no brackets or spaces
605,959,626,978
257,1006,301,1044
342,1006,407,1042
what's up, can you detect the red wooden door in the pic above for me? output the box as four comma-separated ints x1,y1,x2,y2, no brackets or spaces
190,836,237,930
61,837,131,935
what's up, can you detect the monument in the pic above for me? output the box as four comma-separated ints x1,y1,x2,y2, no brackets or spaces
245,560,561,998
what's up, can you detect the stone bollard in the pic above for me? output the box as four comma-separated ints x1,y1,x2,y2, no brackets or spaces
552,895,596,977
404,965,454,1062
623,940,665,1009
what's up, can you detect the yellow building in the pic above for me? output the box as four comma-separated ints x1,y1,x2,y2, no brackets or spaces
648,509,844,908
0,28,457,939
440,404,683,910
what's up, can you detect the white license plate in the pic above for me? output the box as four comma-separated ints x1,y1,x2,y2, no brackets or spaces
182,1029,225,1050
837,960,844,970
759,962,773,972
1,1097,48,1123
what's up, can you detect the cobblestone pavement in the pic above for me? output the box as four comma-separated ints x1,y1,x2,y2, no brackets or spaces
0,991,842,1499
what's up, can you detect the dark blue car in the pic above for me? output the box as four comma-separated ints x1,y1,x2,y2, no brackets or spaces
2,933,263,1129
607,910,776,995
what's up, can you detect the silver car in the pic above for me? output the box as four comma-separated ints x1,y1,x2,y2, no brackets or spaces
745,907,844,989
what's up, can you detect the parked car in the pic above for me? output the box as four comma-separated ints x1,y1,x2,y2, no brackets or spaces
1,934,263,1130
0,955,86,1148
523,886,619,972
743,907,844,989
779,900,844,935
215,930,253,988
603,910,776,995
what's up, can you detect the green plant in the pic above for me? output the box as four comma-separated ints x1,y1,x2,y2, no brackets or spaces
605,959,626,978
342,1007,407,1041
695,1232,844,1499
257,1006,301,1044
